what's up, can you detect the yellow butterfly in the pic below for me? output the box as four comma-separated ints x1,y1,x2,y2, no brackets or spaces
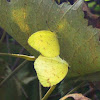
28,30,68,87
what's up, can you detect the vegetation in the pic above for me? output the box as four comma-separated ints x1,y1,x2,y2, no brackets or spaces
0,0,100,100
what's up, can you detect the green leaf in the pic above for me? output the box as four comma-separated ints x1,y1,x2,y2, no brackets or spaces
0,0,100,79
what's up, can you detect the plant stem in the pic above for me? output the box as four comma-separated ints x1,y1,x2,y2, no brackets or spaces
42,85,56,100
39,83,42,100
0,60,28,87
6,34,12,63
11,47,25,70
14,76,29,99
0,53,35,61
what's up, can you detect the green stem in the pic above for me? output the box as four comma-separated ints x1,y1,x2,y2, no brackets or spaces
42,85,56,100
0,60,28,87
39,83,42,100
0,53,35,61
